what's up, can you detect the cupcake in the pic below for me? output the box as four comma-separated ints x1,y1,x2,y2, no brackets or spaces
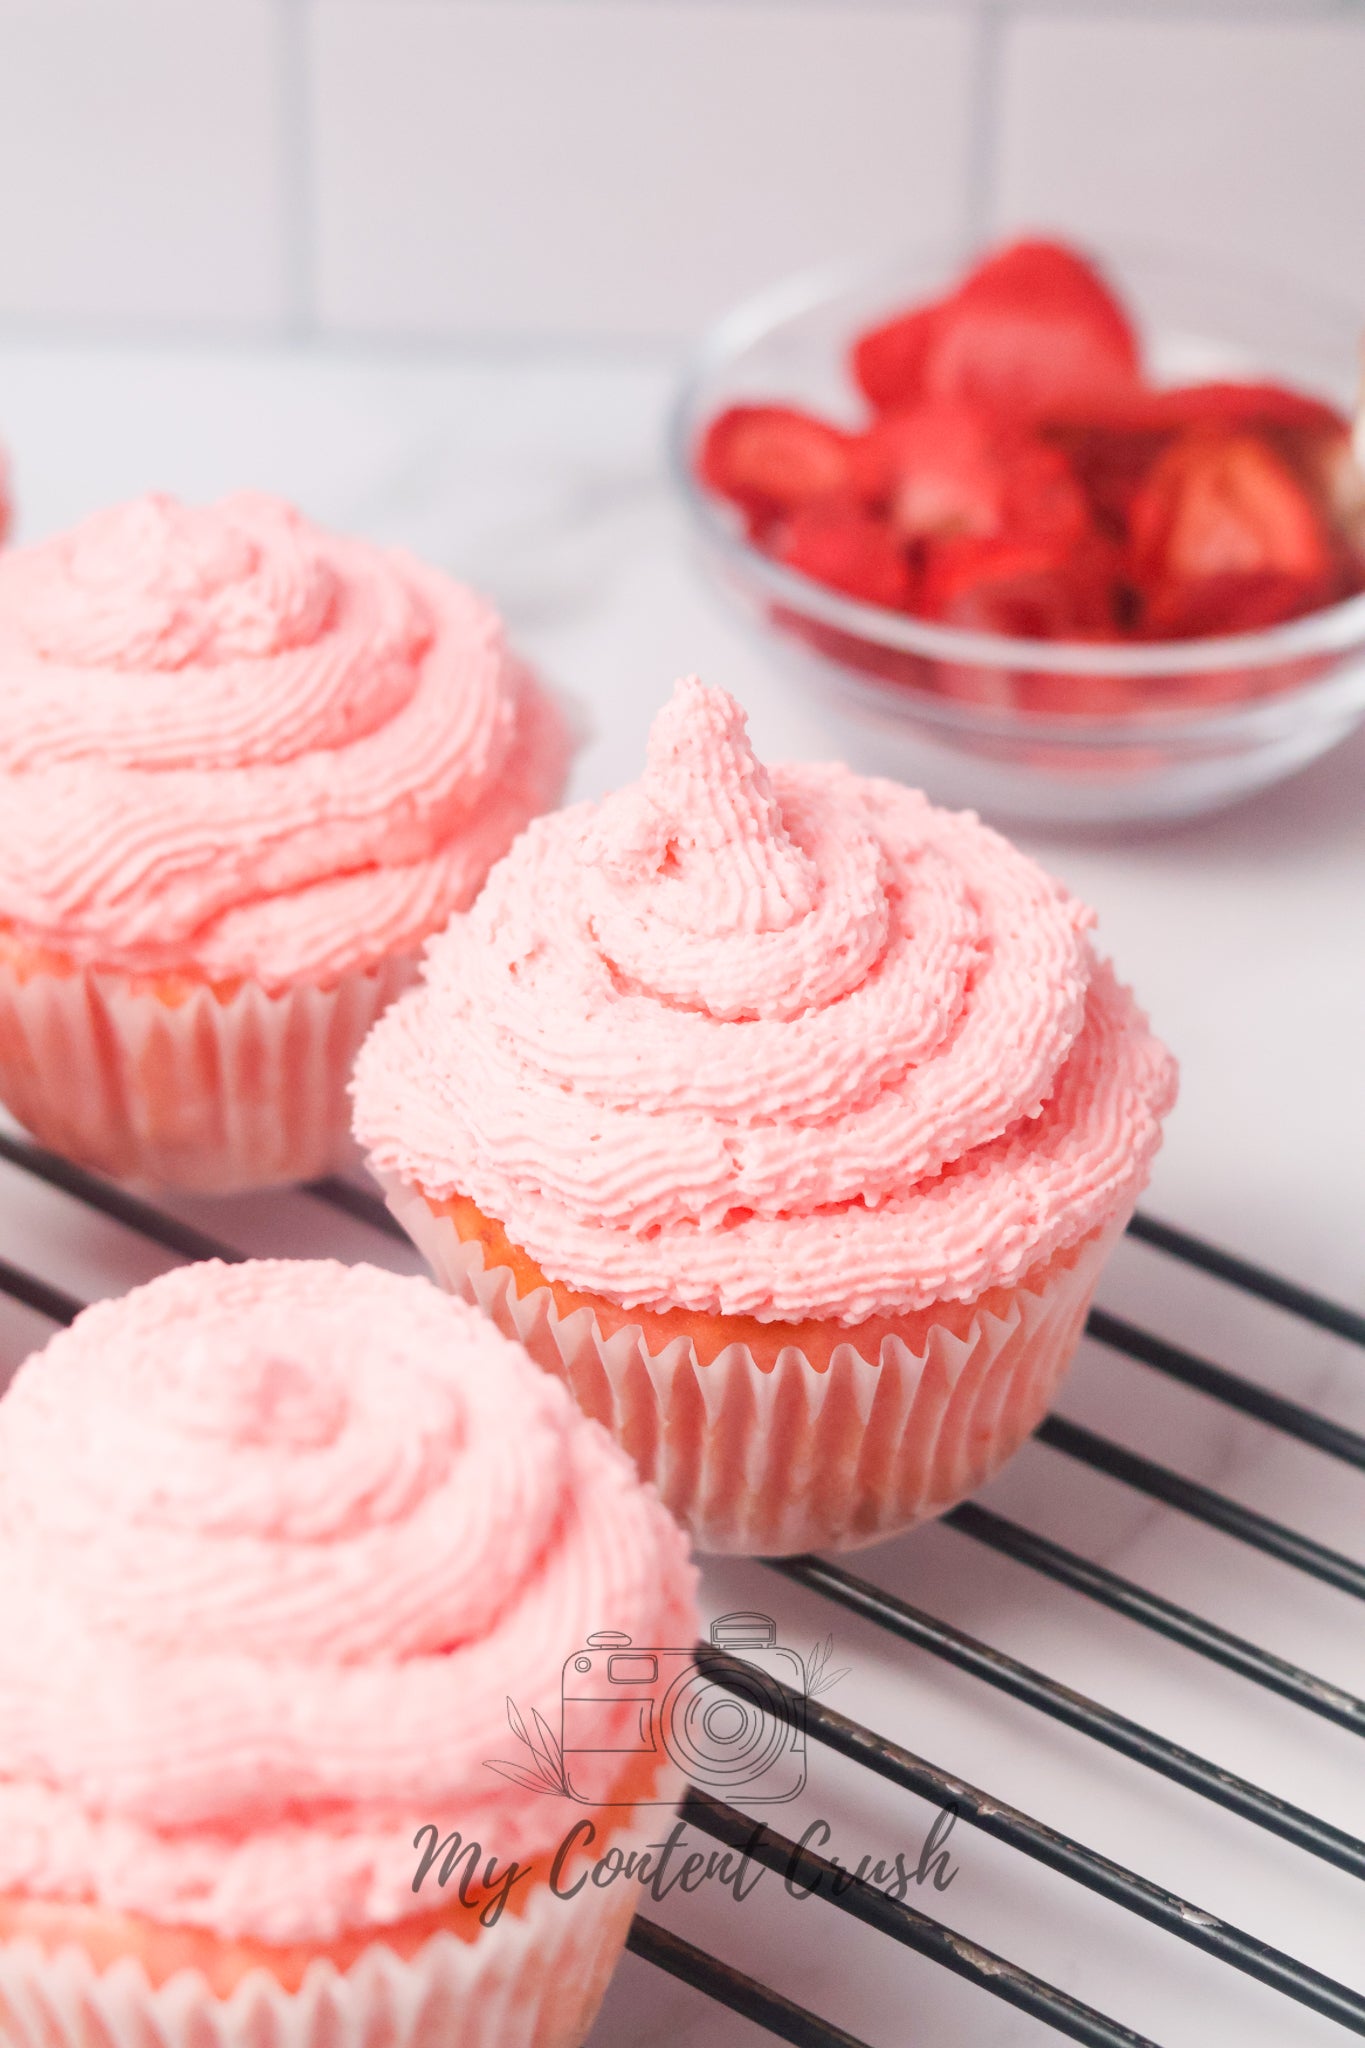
0,1259,697,2048
355,678,1177,1556
0,492,572,1192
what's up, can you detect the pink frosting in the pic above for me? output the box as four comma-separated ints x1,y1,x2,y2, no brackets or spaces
0,1261,697,1942
355,679,1177,1322
0,494,572,987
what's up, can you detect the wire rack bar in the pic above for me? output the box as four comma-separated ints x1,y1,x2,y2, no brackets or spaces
681,1792,1162,2048
1036,1416,1365,1601
0,1131,240,1266
1125,1213,1365,1349
0,1255,83,1328
627,1917,874,2048
1086,1307,1365,1469
307,1174,410,1241
946,1503,1365,1737
4,1151,1365,2037
767,1556,1365,1880
695,1648,1365,2034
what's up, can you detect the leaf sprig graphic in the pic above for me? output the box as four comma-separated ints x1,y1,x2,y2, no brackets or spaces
486,1697,570,1797
804,1634,850,1700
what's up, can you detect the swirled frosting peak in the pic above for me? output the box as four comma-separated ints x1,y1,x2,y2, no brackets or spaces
0,1261,696,1941
0,493,572,987
354,679,1177,1323
11,495,337,670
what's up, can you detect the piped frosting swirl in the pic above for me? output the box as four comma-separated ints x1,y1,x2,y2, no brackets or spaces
0,1261,696,1941
355,679,1177,1322
0,493,571,987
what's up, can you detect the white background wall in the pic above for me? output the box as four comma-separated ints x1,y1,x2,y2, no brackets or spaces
0,0,1361,344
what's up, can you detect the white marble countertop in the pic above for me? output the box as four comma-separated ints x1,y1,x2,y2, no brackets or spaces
0,339,1361,2047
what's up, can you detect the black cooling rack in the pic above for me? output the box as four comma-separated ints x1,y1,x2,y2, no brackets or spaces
1,1123,1363,2048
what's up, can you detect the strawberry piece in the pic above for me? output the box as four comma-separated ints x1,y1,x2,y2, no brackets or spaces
1000,436,1096,551
919,533,1118,640
920,240,1142,418
698,406,856,518
851,302,941,412
1131,430,1340,639
1040,416,1173,540
1146,381,1347,437
1142,570,1328,639
854,400,1093,552
1130,429,1333,590
775,502,916,609
851,402,1005,538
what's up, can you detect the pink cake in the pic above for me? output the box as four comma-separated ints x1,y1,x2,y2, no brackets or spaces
355,677,1178,1554
0,492,572,1191
0,1259,697,2048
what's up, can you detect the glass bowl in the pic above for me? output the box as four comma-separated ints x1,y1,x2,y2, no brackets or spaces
669,244,1365,826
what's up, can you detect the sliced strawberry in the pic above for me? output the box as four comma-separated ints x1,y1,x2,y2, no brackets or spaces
920,239,1142,418
1130,429,1333,589
1146,381,1348,437
854,400,1093,554
1040,416,1173,540
698,406,856,518
1000,437,1096,551
775,502,916,610
1141,569,1329,639
919,532,1118,640
851,302,941,412
851,402,1006,538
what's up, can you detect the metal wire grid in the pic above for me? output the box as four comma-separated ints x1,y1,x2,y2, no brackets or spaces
1,1125,1363,2048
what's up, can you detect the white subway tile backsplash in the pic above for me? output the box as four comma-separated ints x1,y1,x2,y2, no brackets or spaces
0,0,289,331
307,0,979,341
994,15,1365,304
0,0,1356,348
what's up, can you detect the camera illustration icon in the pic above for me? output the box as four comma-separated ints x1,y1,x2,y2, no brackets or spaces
560,1611,807,1806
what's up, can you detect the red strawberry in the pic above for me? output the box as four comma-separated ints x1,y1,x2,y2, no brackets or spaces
851,402,1005,538
1040,415,1173,540
1142,570,1328,639
1131,430,1338,638
1145,381,1347,437
854,400,1093,552
919,532,1118,639
920,240,1142,418
851,302,941,412
698,406,856,518
775,502,916,609
1131,429,1332,586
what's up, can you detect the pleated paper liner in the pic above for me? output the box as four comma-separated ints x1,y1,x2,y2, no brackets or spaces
0,949,416,1195
0,1836,649,2048
377,1166,1124,1556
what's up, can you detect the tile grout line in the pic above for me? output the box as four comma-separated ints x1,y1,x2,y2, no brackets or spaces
276,0,317,341
964,1,1005,249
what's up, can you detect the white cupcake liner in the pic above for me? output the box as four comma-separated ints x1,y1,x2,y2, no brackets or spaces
377,1168,1125,1556
0,954,416,1195
0,1818,655,2048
